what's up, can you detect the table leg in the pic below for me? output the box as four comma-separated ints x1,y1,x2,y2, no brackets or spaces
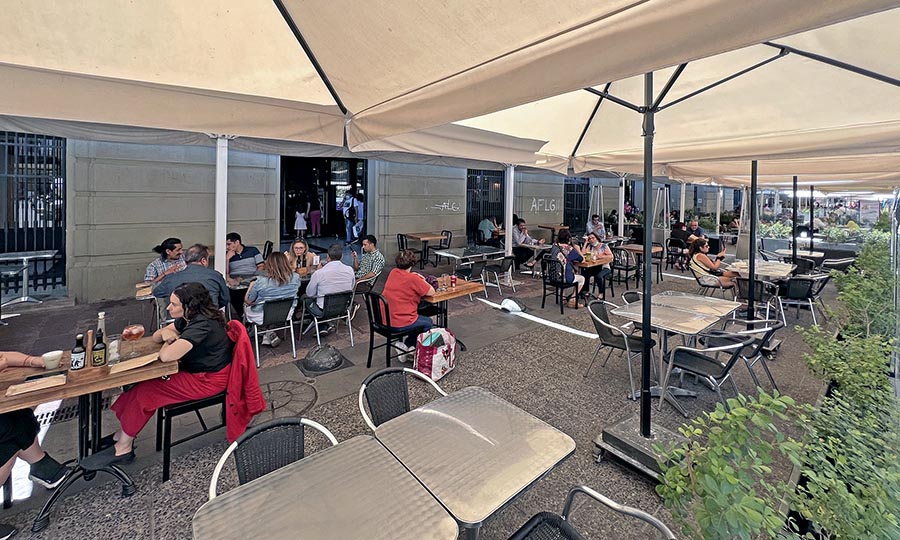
34,391,135,532
465,525,481,540
436,300,467,351
420,241,429,269
1,260,42,306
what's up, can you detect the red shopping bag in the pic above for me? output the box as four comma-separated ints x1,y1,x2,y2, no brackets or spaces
414,328,457,381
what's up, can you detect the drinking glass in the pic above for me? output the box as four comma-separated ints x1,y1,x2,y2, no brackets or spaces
440,274,449,291
122,324,146,358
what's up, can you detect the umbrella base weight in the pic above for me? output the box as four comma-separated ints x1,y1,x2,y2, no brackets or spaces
594,415,685,481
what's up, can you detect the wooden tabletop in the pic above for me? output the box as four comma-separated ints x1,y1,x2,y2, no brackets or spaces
424,281,485,303
537,224,569,231
574,258,608,268
0,339,174,414
618,243,663,254
405,232,447,242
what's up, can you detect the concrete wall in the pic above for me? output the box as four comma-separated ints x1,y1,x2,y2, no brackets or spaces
514,171,564,243
368,160,467,261
66,140,279,302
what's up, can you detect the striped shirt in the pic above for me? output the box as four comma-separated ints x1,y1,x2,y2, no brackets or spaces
356,249,385,279
144,256,185,282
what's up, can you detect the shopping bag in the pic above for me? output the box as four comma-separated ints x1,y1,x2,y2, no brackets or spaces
414,328,457,381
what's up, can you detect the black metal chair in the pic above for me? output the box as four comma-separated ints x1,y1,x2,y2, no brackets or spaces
758,249,783,262
585,301,655,400
508,485,676,540
820,257,855,273
665,238,687,271
734,277,781,321
456,260,488,300
156,392,227,482
719,319,784,391
261,240,274,260
476,229,487,245
660,332,754,411
778,275,824,325
248,297,297,366
484,255,516,296
363,292,424,368
650,241,664,283
788,256,816,275
432,230,453,266
357,367,447,430
610,247,638,290
207,418,338,500
688,265,734,299
300,291,355,346
396,233,423,263
540,256,579,314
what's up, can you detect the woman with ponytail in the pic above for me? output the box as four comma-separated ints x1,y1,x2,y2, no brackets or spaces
144,237,185,282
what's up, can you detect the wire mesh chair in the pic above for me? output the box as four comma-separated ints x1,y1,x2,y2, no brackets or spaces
300,291,355,346
540,257,579,314
719,319,784,391
208,417,338,500
363,292,423,368
650,241,664,283
357,367,447,431
734,277,781,321
820,257,855,273
610,247,638,290
249,297,297,366
788,257,816,275
688,265,734,299
585,301,654,400
665,238,687,271
484,255,516,296
456,259,489,300
778,275,824,325
660,332,754,411
508,485,676,540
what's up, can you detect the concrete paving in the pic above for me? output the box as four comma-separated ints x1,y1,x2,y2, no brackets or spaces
0,262,830,539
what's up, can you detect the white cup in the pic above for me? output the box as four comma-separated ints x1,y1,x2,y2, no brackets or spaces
313,255,321,266
42,350,63,370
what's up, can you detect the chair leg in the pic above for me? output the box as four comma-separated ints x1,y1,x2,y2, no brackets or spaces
625,351,637,400
289,321,297,359
809,299,818,326
162,412,173,482
494,272,503,297
744,356,763,390
714,383,729,411
759,356,778,391
366,329,375,368
541,287,547,309
584,345,604,377
252,325,260,367
155,409,164,451
508,269,516,293
347,314,354,347
385,336,392,368
314,320,321,345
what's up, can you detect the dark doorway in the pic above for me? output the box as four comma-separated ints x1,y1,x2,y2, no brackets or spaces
466,169,505,244
564,177,590,233
1,132,66,295
280,157,367,241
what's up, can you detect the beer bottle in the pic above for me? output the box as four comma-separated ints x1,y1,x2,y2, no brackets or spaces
70,334,86,371
91,328,107,368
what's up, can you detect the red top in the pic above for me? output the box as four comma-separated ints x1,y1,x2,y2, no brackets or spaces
225,321,266,442
382,268,433,327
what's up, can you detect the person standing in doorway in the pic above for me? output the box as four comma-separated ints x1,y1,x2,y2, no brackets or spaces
294,205,308,239
308,191,322,237
342,191,356,244
352,193,365,242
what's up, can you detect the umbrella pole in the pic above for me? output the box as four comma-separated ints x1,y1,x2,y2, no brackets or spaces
748,161,758,318
792,176,798,261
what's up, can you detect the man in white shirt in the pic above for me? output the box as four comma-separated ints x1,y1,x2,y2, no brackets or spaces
512,219,544,269
478,216,504,248
302,243,356,334
586,214,606,239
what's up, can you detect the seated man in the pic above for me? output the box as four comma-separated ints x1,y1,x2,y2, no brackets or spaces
302,243,356,335
154,244,229,309
686,219,706,240
224,232,264,285
478,216,504,248
669,222,692,270
382,250,435,362
585,214,607,239
512,219,544,269
351,234,385,281
144,237,185,283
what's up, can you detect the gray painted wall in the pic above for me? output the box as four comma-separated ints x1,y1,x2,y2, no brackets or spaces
514,171,564,243
369,160,467,261
66,140,278,302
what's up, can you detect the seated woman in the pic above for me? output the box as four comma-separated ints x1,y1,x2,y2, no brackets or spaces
688,238,738,289
381,250,435,361
87,283,234,466
245,252,301,347
549,229,585,308
285,238,317,274
580,232,613,297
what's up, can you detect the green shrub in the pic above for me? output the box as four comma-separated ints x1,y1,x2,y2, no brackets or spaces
821,226,848,243
874,209,892,232
759,222,792,238
656,392,804,540
831,234,895,337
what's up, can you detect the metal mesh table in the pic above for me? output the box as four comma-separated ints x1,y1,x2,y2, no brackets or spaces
192,435,458,540
375,386,576,538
